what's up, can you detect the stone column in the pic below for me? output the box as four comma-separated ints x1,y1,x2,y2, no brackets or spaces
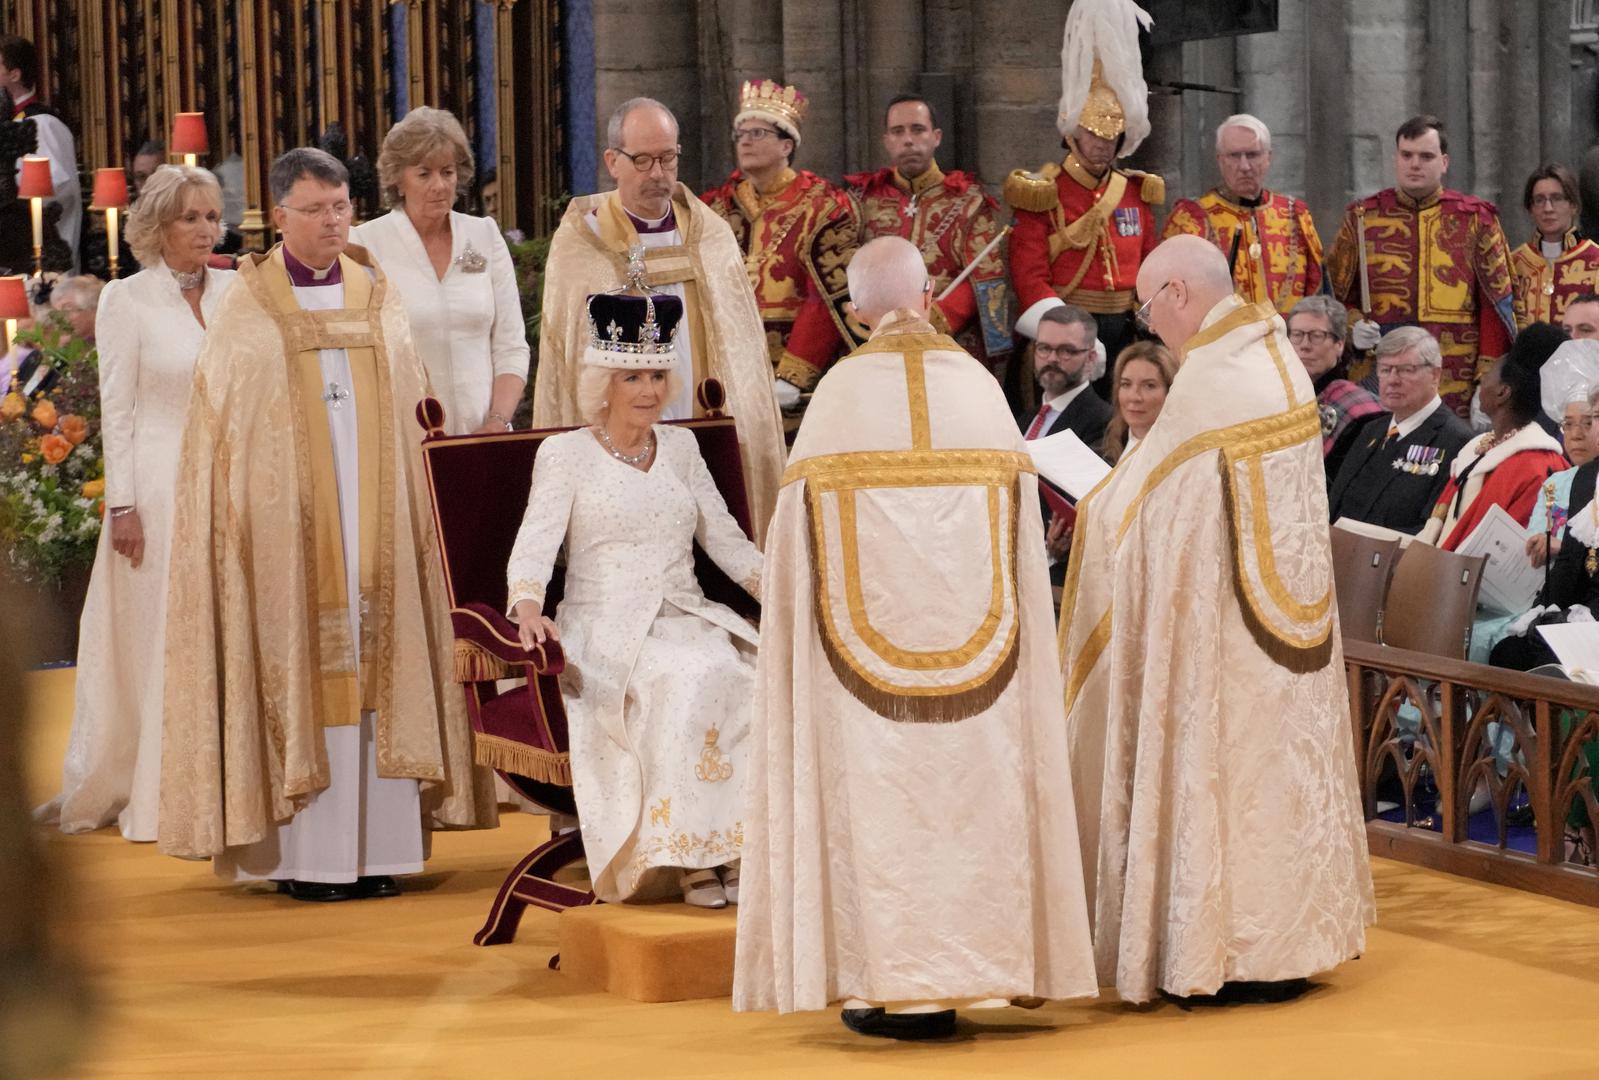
970,0,1065,192
860,0,926,174
1304,0,1353,237
1346,0,1427,198
781,0,850,182
696,0,783,186
1496,0,1542,241
591,0,701,189
922,0,977,173
1424,0,1474,195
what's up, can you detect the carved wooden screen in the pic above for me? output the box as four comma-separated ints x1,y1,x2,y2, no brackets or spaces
2,0,562,251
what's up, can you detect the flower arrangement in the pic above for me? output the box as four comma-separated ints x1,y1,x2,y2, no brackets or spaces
0,312,104,585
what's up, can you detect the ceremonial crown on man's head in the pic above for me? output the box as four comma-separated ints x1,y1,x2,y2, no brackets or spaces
583,291,682,370
736,79,808,145
1058,0,1153,157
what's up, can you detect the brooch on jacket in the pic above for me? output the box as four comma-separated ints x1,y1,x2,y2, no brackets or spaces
455,242,487,273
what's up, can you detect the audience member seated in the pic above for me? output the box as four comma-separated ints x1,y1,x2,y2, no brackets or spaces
10,275,103,399
1562,292,1599,340
1100,340,1176,464
1490,404,1599,862
1021,303,1111,581
1019,303,1113,448
505,291,761,910
1526,341,1599,570
1288,294,1382,480
1327,326,1473,533
1418,323,1569,551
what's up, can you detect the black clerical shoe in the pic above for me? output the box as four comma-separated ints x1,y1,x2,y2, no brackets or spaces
276,879,358,902
354,875,401,899
840,1007,957,1040
1163,978,1311,1008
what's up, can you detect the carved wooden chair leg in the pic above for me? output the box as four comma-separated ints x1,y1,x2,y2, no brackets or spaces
473,829,597,946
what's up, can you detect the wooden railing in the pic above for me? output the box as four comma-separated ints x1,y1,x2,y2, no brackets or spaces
1345,638,1599,907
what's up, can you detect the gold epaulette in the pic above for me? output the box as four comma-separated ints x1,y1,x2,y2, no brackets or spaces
1124,170,1165,206
1004,164,1061,213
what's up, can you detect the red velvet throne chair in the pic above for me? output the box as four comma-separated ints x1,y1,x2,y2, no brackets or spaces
415,382,759,946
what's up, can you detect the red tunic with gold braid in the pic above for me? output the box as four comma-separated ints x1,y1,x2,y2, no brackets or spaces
845,164,1011,363
1005,151,1163,320
701,167,862,391
1509,230,1599,329
1162,188,1323,313
1326,187,1516,418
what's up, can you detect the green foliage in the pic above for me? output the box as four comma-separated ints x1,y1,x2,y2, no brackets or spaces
0,313,105,586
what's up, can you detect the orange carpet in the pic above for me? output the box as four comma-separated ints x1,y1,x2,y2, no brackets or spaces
22,667,1599,1079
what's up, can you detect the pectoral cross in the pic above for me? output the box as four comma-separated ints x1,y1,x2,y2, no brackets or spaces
323,381,351,409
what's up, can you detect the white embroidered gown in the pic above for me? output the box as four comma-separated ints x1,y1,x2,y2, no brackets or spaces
506,424,762,901
36,262,234,840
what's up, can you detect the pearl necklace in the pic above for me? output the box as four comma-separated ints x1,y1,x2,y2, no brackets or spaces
171,266,203,290
596,425,655,466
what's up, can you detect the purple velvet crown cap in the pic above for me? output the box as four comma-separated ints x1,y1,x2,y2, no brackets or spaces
582,291,683,369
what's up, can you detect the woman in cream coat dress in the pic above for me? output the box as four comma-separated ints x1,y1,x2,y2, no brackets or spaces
37,165,235,840
354,106,528,435
507,292,761,909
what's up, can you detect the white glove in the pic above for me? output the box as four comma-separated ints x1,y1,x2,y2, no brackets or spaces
773,378,802,410
1350,319,1382,351
1088,338,1107,381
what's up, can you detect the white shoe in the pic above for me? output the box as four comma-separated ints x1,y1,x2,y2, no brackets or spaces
719,863,739,905
680,868,727,909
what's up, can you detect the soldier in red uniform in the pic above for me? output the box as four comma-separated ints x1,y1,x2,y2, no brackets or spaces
1326,115,1516,419
1163,114,1323,314
1508,163,1599,331
1006,3,1162,371
847,94,1011,370
702,79,862,409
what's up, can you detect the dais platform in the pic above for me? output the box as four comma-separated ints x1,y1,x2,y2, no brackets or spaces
558,902,738,1002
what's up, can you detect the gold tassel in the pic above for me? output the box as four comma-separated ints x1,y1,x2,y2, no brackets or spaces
454,639,515,683
473,732,573,786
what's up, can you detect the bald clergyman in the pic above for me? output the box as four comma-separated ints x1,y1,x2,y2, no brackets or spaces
734,236,1097,1039
1058,234,1375,1004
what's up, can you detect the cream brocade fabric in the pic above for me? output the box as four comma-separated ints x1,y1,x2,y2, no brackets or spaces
158,245,497,859
37,262,234,840
1058,296,1375,1003
532,185,785,545
505,425,762,901
734,312,1097,1014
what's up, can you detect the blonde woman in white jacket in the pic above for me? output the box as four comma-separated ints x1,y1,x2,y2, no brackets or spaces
37,165,235,840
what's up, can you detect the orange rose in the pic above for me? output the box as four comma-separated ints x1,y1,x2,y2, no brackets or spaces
0,391,22,421
31,399,57,429
60,413,88,445
81,478,104,499
39,433,71,465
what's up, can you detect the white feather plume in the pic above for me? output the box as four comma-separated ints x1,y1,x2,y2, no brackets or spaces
1057,0,1154,156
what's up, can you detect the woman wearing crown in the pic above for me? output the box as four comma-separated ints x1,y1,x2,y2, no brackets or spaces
505,291,762,908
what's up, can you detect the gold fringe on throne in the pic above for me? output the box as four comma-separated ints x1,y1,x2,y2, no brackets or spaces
472,733,573,786
453,639,515,683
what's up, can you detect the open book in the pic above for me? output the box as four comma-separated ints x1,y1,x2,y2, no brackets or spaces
1455,504,1541,616
1024,429,1112,501
1535,622,1599,685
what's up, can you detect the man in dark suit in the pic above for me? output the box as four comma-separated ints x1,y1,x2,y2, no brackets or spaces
1020,304,1111,582
1019,303,1114,449
1328,326,1474,533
